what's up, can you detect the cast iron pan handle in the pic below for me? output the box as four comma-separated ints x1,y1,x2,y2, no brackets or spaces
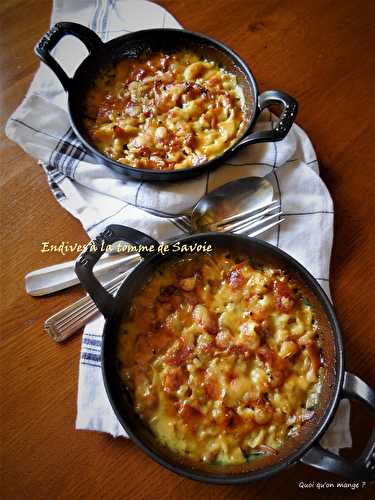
236,90,298,149
35,22,104,91
75,225,159,318
300,372,375,481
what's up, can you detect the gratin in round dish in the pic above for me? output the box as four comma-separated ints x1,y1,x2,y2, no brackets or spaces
35,22,298,181
75,225,375,483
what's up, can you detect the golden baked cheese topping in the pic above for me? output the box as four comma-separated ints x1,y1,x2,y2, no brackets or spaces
84,51,245,170
117,252,322,465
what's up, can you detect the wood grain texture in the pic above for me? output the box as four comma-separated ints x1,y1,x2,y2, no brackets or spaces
1,0,374,498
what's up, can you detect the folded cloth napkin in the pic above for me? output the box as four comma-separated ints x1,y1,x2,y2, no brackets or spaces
6,0,352,453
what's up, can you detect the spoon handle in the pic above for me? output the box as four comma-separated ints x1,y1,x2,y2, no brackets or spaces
44,272,127,342
25,252,139,296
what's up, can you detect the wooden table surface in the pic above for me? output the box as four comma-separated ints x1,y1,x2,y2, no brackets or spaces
1,0,374,498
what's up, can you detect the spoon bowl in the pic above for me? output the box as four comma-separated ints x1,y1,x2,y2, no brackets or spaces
191,176,274,232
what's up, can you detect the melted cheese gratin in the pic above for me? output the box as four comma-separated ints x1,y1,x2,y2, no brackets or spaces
117,252,322,465
84,51,245,170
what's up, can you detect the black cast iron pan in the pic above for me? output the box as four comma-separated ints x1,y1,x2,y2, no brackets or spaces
75,225,375,483
35,22,298,182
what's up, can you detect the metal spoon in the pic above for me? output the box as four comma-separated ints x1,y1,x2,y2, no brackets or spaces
191,175,274,232
26,176,275,296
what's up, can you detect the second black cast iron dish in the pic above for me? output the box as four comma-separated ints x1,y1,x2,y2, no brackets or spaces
35,22,298,182
75,225,375,483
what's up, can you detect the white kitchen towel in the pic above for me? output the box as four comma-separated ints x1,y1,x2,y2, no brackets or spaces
6,0,351,453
